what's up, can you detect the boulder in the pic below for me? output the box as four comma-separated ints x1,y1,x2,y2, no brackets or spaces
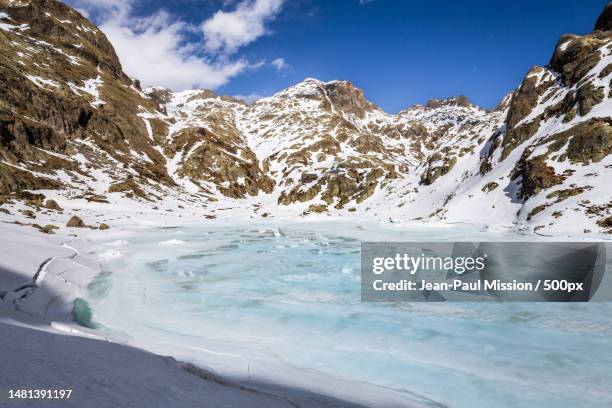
45,199,63,211
66,215,86,228
21,209,36,219
306,204,328,214
481,182,499,193
40,224,59,234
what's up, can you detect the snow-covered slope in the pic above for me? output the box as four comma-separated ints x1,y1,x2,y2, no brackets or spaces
1,317,381,408
1,0,611,236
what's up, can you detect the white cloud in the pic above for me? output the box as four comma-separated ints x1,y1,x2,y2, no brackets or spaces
271,57,289,71
69,0,131,20
202,0,284,55
67,0,280,91
100,11,248,90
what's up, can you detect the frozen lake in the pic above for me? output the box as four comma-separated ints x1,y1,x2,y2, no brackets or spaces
84,222,612,408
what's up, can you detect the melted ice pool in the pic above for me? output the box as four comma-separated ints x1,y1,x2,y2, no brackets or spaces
85,222,612,408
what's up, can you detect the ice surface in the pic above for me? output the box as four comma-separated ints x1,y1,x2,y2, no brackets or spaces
85,222,612,408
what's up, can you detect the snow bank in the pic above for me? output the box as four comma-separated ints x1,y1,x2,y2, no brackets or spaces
0,321,337,408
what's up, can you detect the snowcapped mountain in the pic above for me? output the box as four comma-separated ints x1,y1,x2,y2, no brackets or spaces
1,0,611,235
156,78,432,208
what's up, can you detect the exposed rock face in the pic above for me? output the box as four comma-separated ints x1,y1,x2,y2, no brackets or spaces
550,34,609,87
321,80,376,119
595,3,612,31
177,128,274,198
0,0,610,234
145,86,173,112
425,96,475,109
500,67,554,159
0,163,61,194
0,0,171,198
516,155,565,199
552,119,612,164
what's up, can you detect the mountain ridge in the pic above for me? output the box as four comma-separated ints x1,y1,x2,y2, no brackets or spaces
0,0,610,235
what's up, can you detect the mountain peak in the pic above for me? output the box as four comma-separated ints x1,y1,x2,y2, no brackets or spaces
491,91,514,112
425,95,476,109
400,95,480,115
271,78,378,118
301,77,324,84
320,80,379,118
144,86,174,109
292,77,357,90
595,2,612,31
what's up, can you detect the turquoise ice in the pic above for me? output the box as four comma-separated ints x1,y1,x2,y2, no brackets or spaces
86,222,612,408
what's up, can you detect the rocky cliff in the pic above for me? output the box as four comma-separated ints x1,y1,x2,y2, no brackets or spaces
0,0,172,198
0,0,610,235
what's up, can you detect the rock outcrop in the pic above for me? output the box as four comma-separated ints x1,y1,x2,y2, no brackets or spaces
0,0,171,198
595,2,612,31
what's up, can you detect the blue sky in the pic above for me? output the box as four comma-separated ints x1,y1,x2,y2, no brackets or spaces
68,0,608,112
